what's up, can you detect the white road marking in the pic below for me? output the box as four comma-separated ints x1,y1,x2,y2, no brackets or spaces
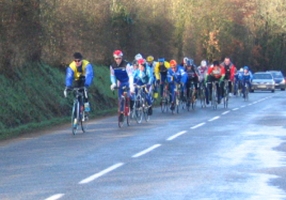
79,162,124,184
240,105,246,108
232,108,239,111
45,194,65,200
248,103,253,106
190,122,205,129
132,144,161,158
222,111,230,115
208,116,220,122
167,131,187,141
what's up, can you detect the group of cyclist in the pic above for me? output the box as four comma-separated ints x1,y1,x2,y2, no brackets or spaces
64,51,253,123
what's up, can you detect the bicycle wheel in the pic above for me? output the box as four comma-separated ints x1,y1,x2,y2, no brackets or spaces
80,110,86,133
143,105,150,122
223,86,229,108
71,101,80,135
126,98,132,126
244,84,249,101
191,91,196,110
135,97,143,123
118,97,125,128
200,87,206,108
176,93,180,114
212,84,217,110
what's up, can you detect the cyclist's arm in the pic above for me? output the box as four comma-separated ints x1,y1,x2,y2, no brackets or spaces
110,66,116,85
65,67,74,88
146,66,154,85
154,63,160,80
126,63,134,92
84,63,94,87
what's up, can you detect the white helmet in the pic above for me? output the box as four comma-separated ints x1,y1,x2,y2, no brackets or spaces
240,68,243,72
134,53,143,61
201,60,207,67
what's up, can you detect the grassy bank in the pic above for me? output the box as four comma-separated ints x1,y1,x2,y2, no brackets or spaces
0,62,116,140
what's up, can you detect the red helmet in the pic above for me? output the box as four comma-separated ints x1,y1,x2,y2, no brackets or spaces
113,50,123,58
137,58,145,65
170,59,177,67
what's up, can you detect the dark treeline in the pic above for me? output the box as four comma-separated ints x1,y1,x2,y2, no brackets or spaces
1,0,286,73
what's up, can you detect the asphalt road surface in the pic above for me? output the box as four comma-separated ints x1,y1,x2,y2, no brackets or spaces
1,90,286,200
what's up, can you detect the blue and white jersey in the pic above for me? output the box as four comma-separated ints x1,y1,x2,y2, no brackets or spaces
110,60,134,90
167,65,187,84
242,71,253,81
145,61,157,74
134,64,154,85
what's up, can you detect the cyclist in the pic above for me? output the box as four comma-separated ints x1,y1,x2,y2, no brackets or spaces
234,68,244,96
180,57,189,69
134,58,154,115
197,60,209,104
167,59,187,110
221,57,236,96
64,52,94,118
154,58,171,102
241,66,253,98
110,50,134,122
205,60,225,104
146,55,158,99
185,59,200,101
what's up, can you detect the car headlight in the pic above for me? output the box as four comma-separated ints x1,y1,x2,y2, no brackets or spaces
280,79,285,84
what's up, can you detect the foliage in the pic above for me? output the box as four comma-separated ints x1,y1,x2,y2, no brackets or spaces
0,62,116,139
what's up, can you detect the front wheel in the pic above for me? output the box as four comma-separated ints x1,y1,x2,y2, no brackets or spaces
71,101,80,135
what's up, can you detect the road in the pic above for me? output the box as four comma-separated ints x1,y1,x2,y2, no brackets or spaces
1,91,286,200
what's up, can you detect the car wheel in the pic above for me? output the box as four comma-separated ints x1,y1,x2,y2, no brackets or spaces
251,89,254,93
281,88,285,91
271,89,275,93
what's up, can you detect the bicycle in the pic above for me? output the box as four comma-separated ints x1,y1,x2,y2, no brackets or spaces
198,82,206,108
243,81,249,101
171,83,182,114
186,81,196,111
223,80,230,109
160,83,170,113
210,81,218,110
133,84,150,123
69,87,88,135
115,86,131,128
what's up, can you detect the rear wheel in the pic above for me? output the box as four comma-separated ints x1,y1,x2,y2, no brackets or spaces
118,98,125,128
212,85,217,110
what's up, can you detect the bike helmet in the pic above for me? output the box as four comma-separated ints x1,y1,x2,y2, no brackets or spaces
188,59,194,66
158,58,165,62
170,59,177,67
240,68,243,72
137,58,145,65
243,66,249,70
113,50,123,58
201,60,207,67
134,53,143,61
146,55,154,62
183,57,189,64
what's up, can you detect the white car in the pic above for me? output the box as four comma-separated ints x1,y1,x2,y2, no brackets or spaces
251,72,275,93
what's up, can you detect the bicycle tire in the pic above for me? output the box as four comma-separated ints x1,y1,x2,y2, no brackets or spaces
72,101,80,135
80,111,86,133
212,84,217,110
223,85,229,108
135,97,143,123
191,91,196,110
118,97,125,128
200,87,206,108
244,84,249,101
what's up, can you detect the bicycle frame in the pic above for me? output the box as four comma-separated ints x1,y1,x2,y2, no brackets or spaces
71,87,86,135
115,86,131,128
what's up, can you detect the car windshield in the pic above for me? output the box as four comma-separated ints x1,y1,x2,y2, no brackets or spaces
271,72,283,78
253,73,272,79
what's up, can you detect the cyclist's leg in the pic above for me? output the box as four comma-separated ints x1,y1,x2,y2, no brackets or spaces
169,83,175,108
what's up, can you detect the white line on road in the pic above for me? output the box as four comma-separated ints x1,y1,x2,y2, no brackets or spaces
45,194,65,200
222,111,230,115
190,122,205,129
248,103,252,106
79,162,124,184
132,144,161,158
232,108,239,111
167,131,187,141
208,116,220,122
240,105,246,108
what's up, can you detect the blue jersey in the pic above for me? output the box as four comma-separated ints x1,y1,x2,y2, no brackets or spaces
110,60,134,85
167,65,187,84
134,64,154,85
242,71,253,81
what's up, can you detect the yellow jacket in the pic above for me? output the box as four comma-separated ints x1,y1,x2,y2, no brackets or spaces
154,61,170,80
